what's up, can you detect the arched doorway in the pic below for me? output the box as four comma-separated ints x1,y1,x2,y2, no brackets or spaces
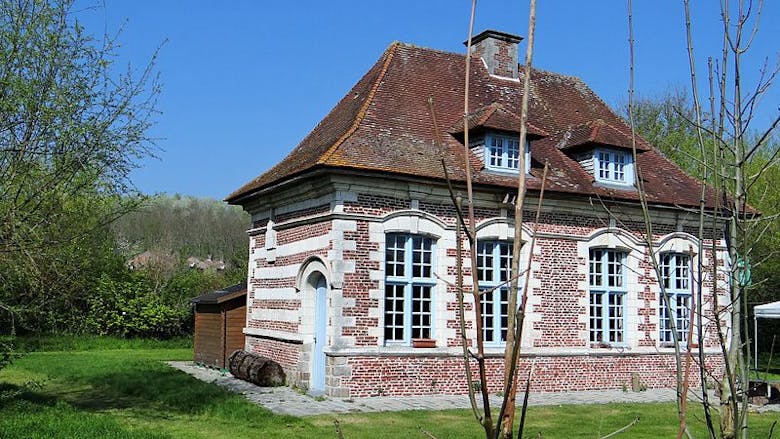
310,274,327,393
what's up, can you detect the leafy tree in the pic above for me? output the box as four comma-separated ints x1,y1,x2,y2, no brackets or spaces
619,90,704,177
112,195,250,268
0,0,159,332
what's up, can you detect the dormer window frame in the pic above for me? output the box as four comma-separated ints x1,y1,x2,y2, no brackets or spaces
593,147,634,186
484,132,531,174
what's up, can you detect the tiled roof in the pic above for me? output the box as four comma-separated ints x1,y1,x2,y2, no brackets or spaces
226,43,718,209
449,103,548,137
555,119,651,151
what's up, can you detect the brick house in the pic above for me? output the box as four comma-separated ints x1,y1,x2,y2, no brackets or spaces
226,30,727,397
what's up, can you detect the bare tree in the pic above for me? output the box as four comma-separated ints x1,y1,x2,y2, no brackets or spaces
431,2,544,438
627,1,779,438
682,2,779,438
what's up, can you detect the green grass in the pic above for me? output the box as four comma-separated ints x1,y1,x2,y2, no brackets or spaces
13,334,192,352
752,353,780,381
0,337,778,438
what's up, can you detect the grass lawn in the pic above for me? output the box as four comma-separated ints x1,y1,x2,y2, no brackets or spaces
0,336,777,438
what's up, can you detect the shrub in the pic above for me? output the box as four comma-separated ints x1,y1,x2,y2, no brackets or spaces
87,273,191,338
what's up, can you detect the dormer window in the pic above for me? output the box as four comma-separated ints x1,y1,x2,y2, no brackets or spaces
594,148,633,185
450,103,547,175
485,133,530,174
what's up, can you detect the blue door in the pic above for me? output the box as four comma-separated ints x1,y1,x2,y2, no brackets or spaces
311,276,327,393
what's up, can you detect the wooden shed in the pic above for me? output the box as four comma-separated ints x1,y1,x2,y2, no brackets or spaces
192,283,247,369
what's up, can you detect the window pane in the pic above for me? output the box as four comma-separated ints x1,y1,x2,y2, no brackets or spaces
676,255,690,290
676,295,691,341
614,153,626,181
499,242,512,282
384,284,405,341
608,293,624,343
606,250,623,288
590,292,603,343
589,249,603,286
477,242,493,282
598,152,611,179
411,237,432,278
412,285,432,339
490,137,502,167
507,139,520,169
499,287,509,342
659,296,672,343
386,234,405,277
660,253,671,290
481,290,494,342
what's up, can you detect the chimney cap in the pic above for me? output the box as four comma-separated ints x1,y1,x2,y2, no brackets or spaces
464,29,524,47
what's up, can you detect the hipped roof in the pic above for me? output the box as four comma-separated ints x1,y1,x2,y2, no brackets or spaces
226,42,719,210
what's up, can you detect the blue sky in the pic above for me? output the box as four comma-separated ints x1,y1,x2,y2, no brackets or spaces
76,1,779,200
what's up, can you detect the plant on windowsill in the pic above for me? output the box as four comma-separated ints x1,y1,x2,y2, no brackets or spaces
412,338,436,348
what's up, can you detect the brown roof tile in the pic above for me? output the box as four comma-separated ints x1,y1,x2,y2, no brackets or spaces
555,119,651,151
226,43,716,210
449,103,548,137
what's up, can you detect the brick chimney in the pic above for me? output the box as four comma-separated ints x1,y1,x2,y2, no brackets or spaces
465,30,523,78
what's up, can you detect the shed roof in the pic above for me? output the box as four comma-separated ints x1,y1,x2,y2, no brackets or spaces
192,283,247,305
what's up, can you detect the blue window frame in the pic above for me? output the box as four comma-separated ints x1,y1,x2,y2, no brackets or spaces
385,233,435,344
589,248,627,345
594,149,633,185
476,241,515,345
659,253,692,345
485,134,530,173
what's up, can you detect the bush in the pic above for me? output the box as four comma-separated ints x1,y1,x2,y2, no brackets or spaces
87,273,191,339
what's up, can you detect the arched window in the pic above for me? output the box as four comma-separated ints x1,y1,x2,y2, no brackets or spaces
658,252,692,345
476,240,513,345
384,233,435,344
589,248,627,345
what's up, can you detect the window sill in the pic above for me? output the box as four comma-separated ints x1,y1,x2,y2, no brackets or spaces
589,342,629,349
412,338,436,348
593,180,636,191
659,343,698,349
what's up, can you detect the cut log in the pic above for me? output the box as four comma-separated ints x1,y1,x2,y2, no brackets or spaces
227,350,286,387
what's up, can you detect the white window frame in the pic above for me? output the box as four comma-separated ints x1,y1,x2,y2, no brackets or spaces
659,253,692,346
594,148,633,185
485,133,531,174
589,248,628,346
384,233,436,345
476,240,516,346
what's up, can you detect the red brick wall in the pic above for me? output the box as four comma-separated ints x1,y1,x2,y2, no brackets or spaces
245,187,728,397
246,337,301,379
342,353,723,397
341,220,380,346
533,237,587,347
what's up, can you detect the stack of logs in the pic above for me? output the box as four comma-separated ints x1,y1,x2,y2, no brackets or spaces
228,350,286,387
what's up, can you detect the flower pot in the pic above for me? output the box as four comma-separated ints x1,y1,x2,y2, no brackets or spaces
412,338,436,348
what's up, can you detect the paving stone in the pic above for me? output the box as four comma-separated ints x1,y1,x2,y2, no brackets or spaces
168,361,712,417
